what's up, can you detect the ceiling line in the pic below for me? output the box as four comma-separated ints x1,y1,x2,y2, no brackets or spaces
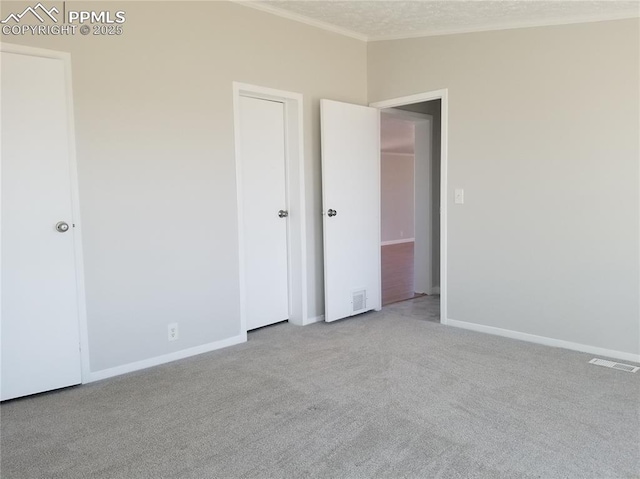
232,0,639,43
368,11,640,42
231,0,368,41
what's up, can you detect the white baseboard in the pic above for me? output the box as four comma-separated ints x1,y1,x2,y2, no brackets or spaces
86,333,247,383
305,314,325,324
445,318,640,364
381,238,415,246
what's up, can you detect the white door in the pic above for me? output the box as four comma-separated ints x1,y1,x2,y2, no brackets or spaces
1,51,82,401
321,100,381,322
238,96,289,330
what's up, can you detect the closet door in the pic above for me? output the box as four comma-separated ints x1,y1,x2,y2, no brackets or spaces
1,51,82,401
238,96,289,330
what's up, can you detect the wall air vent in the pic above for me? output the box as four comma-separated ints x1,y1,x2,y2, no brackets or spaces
589,358,639,373
352,289,366,314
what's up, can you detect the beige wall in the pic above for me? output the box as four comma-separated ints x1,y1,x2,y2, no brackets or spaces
2,1,367,372
369,19,640,355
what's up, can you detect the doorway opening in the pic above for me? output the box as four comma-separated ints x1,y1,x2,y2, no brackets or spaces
319,89,448,325
372,91,447,323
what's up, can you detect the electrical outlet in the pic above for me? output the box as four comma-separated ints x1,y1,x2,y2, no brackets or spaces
168,323,178,341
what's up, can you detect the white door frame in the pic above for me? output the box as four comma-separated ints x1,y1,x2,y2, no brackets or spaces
0,43,91,381
370,89,448,324
232,82,308,330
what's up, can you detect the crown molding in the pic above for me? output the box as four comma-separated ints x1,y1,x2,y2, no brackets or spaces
231,1,368,42
230,1,638,43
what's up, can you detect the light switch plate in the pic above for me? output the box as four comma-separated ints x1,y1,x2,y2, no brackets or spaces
455,188,464,204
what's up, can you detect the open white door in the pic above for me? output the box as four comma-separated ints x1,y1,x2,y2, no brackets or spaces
321,100,381,322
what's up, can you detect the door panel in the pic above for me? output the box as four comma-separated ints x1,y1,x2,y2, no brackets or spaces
1,52,81,401
321,100,381,322
238,96,289,330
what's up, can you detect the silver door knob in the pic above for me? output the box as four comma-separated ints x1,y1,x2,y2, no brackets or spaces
327,209,337,217
55,221,70,233
278,210,288,218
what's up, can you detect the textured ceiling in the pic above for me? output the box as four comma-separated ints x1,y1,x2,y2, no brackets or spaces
246,1,640,40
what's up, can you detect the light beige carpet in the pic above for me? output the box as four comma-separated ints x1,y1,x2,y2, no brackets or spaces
1,296,638,478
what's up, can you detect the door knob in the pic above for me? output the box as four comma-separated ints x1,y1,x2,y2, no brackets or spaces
55,221,70,233
327,209,337,217
278,210,289,218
